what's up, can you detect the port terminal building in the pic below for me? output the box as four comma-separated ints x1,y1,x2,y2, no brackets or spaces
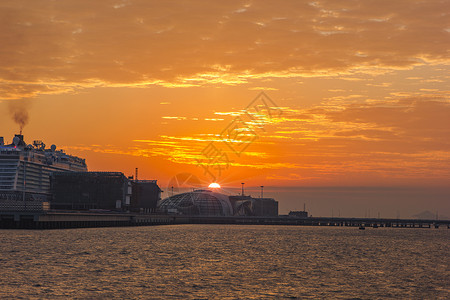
158,189,278,217
50,172,162,212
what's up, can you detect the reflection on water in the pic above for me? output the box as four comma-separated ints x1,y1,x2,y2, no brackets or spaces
1,225,449,299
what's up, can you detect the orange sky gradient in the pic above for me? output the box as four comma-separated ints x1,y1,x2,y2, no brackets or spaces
1,0,449,216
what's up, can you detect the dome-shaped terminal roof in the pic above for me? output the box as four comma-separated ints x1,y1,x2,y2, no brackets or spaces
158,189,233,216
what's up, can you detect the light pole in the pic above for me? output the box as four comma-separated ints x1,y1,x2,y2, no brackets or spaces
261,185,265,215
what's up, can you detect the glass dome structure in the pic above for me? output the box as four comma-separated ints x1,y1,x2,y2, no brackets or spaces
158,189,233,216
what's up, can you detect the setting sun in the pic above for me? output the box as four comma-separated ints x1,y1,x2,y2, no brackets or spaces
208,183,221,189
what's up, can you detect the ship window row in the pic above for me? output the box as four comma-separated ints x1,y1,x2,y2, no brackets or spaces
19,165,45,171
17,173,50,179
16,178,49,185
19,167,46,172
0,169,19,173
0,166,20,170
0,179,14,182
0,173,15,177
17,179,50,185
17,170,45,177
0,183,14,186
0,174,18,177
0,172,17,176
0,181,15,185
18,181,49,186
17,172,49,178
0,184,15,188
0,185,14,189
14,186,49,192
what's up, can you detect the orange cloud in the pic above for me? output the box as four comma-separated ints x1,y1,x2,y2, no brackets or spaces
58,92,449,186
1,0,449,99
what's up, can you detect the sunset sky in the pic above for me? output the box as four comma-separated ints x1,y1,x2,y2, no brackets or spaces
1,0,449,217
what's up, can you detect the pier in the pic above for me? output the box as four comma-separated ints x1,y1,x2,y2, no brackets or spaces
1,211,449,229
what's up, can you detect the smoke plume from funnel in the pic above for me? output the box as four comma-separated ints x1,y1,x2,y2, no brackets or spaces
8,101,30,134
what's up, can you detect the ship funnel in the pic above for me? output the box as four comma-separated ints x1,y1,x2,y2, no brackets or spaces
13,134,26,147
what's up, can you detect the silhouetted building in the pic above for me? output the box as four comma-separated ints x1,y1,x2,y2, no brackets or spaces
229,195,253,216
289,211,308,218
50,172,131,211
159,189,233,216
252,198,278,216
229,195,278,216
130,180,162,213
159,190,279,216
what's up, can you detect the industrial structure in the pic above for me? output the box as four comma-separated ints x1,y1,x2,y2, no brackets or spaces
50,172,132,210
50,172,162,212
158,189,278,216
130,180,162,213
158,189,234,215
229,195,279,217
288,211,308,218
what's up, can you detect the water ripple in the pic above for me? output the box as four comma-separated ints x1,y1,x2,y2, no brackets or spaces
0,225,449,299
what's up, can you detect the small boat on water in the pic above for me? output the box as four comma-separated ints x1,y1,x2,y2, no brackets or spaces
359,225,365,230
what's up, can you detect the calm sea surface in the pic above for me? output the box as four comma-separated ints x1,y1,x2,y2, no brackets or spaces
0,225,449,299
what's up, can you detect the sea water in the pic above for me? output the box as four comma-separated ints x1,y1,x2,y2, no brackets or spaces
1,225,449,299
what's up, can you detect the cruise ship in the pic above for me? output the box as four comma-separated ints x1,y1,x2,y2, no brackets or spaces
0,134,87,208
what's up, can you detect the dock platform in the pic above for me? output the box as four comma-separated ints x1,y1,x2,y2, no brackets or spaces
1,211,449,229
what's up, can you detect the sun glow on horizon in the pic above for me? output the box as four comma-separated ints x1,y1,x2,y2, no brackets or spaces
208,182,221,189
